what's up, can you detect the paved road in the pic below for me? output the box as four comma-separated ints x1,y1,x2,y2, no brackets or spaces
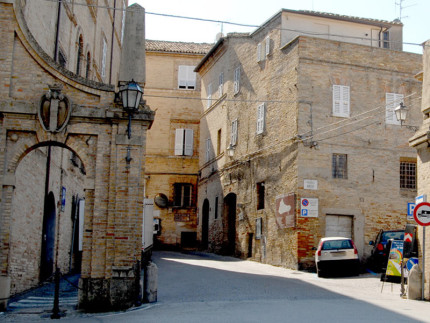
3,251,430,322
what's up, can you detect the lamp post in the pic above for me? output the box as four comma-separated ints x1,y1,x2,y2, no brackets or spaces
119,80,143,139
226,143,235,157
394,102,418,131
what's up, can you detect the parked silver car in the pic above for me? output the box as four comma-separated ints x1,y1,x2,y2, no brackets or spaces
315,237,360,277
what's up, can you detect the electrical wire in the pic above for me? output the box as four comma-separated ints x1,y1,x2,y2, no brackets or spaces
37,0,426,49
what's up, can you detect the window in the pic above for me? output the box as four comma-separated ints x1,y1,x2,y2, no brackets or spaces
178,65,196,89
59,50,67,68
231,119,238,146
85,51,91,79
214,196,219,219
383,31,390,49
332,85,350,118
256,103,266,134
76,35,83,75
234,66,240,94
101,37,107,78
173,183,193,207
218,72,224,97
205,138,211,162
257,182,265,210
175,129,194,156
332,154,348,179
400,161,416,189
217,129,222,156
386,93,403,125
207,83,213,108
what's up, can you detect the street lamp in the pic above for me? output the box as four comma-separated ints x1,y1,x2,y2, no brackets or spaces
394,102,418,131
119,80,143,139
226,143,235,157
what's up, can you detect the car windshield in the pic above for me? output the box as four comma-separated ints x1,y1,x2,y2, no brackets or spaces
381,231,404,243
322,240,352,250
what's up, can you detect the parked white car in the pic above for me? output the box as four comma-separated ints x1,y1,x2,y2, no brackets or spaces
315,237,360,278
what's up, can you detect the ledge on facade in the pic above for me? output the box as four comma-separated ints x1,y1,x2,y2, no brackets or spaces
409,120,430,148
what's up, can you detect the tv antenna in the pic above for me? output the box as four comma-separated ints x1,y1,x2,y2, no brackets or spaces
395,0,416,21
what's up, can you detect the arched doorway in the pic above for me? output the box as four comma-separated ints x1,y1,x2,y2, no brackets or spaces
40,192,56,281
201,199,209,249
224,193,237,256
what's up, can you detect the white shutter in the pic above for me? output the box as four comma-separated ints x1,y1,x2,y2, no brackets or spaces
218,72,224,97
234,67,240,94
257,43,262,62
265,36,271,56
385,92,403,125
231,119,238,146
175,129,184,155
207,83,213,108
187,66,196,89
101,38,107,77
257,103,266,134
206,138,211,162
184,129,194,156
332,85,350,117
178,66,187,88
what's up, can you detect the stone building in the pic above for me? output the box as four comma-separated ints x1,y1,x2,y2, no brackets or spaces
196,9,422,269
144,40,212,249
0,0,154,311
21,0,126,84
410,40,430,300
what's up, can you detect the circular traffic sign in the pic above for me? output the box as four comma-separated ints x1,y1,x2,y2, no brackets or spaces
302,199,309,207
413,202,430,226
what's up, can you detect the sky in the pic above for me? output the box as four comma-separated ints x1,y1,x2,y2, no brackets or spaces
130,0,429,54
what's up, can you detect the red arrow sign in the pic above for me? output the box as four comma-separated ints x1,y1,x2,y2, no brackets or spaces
404,233,413,242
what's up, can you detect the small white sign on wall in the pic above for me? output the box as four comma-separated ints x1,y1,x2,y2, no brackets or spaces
304,179,318,190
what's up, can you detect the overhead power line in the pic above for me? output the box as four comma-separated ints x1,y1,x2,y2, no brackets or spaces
39,0,425,49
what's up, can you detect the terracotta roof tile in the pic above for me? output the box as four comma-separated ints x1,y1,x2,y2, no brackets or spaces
146,40,214,54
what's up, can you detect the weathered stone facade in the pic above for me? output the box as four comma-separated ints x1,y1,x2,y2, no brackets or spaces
0,1,154,311
197,10,422,269
410,39,430,300
144,40,212,249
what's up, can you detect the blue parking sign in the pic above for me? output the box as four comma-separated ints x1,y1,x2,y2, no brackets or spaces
408,203,415,218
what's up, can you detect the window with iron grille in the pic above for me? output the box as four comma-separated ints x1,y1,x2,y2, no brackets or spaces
332,154,347,179
173,183,193,207
400,161,416,189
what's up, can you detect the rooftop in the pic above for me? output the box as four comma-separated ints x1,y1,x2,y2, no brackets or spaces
146,40,214,55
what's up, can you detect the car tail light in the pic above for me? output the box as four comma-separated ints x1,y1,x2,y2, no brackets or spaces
377,243,384,251
351,240,358,255
317,242,322,256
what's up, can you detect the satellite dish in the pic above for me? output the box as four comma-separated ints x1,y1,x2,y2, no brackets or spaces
154,193,168,208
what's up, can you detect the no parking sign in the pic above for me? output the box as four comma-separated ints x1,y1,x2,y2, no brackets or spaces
301,198,318,217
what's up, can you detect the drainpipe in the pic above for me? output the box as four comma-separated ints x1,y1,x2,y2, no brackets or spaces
54,0,62,62
109,0,117,85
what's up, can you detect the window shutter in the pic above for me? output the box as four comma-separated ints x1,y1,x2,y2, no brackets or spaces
206,138,211,162
234,67,240,94
218,72,224,97
101,38,107,77
385,92,403,125
257,103,266,134
187,66,196,89
265,37,270,56
184,129,194,156
231,119,238,146
175,129,184,155
257,43,262,62
332,85,349,117
207,83,213,108
178,66,187,88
